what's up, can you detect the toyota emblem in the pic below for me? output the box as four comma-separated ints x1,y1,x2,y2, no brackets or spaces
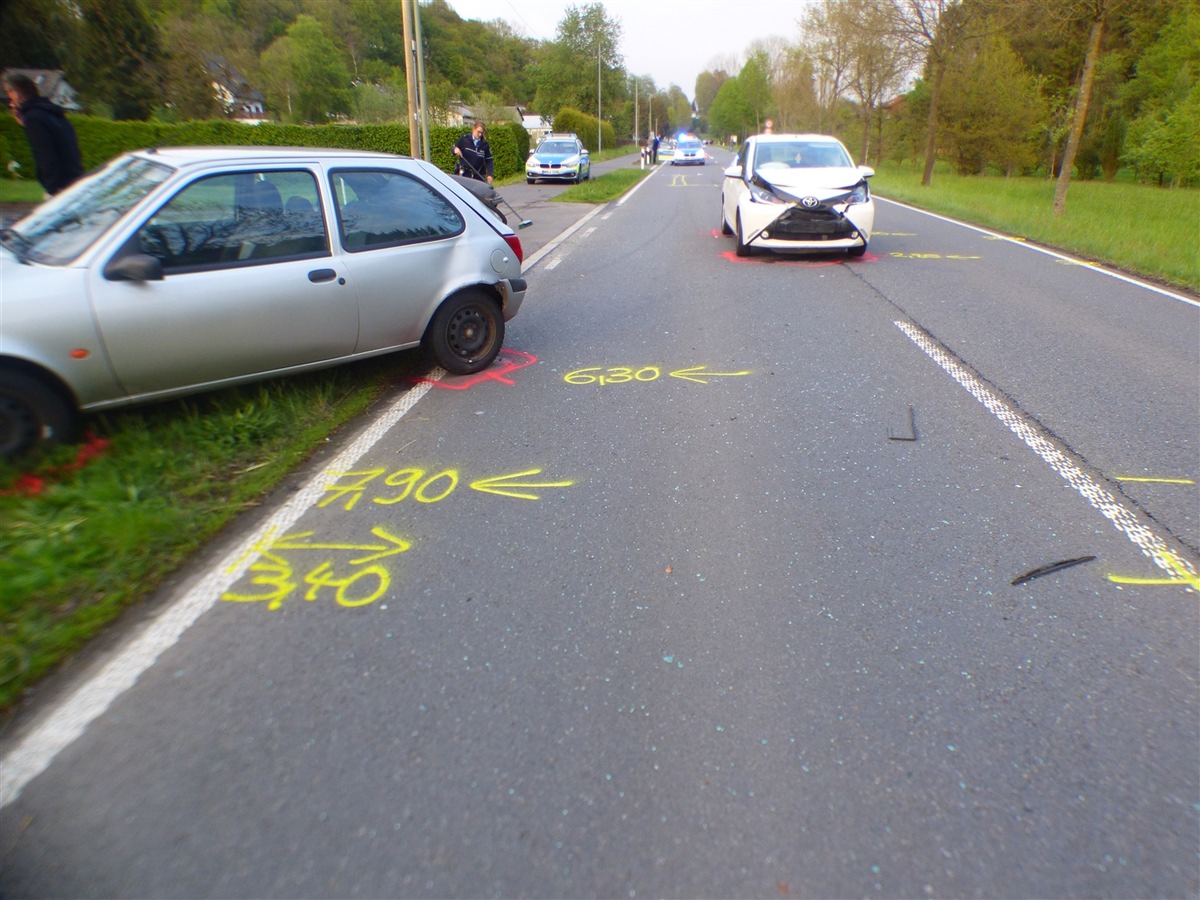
801,196,820,209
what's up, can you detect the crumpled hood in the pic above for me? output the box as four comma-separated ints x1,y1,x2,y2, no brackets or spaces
752,168,866,203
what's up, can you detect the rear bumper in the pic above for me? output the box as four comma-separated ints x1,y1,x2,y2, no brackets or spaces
501,277,527,320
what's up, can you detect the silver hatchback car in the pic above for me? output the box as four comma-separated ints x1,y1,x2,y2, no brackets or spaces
0,147,527,456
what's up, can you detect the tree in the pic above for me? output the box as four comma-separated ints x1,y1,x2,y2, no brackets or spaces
0,0,77,70
801,0,853,133
1052,0,1129,214
771,47,819,132
845,0,910,163
884,0,980,185
71,0,164,119
694,69,728,116
1117,0,1199,186
533,3,623,123
258,14,351,123
738,52,773,132
708,76,753,141
939,29,1045,174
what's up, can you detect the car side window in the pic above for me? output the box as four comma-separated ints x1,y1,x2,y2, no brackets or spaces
331,169,464,252
136,170,328,272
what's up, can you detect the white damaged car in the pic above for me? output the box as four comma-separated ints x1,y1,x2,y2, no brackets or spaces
721,133,874,258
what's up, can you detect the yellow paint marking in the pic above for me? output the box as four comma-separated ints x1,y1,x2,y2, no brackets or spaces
669,366,753,384
269,526,412,564
1116,476,1195,485
1108,552,1200,591
470,468,575,500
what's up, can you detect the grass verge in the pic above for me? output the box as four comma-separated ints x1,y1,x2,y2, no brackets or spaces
553,166,652,203
0,354,419,710
872,163,1199,294
0,179,45,204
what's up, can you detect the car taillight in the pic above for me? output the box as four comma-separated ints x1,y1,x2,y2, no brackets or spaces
504,233,523,264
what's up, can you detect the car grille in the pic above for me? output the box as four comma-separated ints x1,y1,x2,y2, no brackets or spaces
769,208,857,240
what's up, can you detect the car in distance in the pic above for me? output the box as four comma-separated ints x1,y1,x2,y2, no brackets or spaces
526,134,590,184
720,133,874,258
0,146,528,457
672,135,705,166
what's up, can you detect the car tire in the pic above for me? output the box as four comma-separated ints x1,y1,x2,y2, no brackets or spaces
720,200,733,235
527,178,535,184
424,290,504,375
735,213,752,257
848,241,867,258
0,369,78,458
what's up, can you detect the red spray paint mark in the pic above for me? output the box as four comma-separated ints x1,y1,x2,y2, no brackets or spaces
1,432,112,497
718,249,879,266
413,348,538,390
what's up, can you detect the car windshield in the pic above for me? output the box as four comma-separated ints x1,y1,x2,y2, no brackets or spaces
539,142,578,156
6,156,173,266
754,141,852,170
679,140,701,150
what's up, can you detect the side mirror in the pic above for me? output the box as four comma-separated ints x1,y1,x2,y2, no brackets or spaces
104,252,164,282
859,165,875,178
723,164,742,178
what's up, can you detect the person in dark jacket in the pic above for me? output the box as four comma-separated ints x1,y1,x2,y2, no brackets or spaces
452,122,493,185
3,72,85,196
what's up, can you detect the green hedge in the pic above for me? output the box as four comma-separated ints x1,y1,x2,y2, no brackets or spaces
551,107,615,154
0,115,530,182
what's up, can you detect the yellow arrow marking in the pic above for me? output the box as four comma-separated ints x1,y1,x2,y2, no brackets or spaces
269,526,412,564
470,468,574,500
669,366,752,384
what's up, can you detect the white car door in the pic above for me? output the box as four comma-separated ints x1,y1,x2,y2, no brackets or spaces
87,168,359,398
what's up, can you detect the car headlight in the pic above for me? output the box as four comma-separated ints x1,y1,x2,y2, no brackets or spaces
847,182,870,205
562,155,579,167
749,182,786,205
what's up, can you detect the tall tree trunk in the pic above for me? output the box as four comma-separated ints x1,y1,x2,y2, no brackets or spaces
921,56,946,186
1054,10,1105,216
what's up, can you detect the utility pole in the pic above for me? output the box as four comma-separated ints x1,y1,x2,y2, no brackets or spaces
400,0,420,158
413,0,431,161
597,41,602,153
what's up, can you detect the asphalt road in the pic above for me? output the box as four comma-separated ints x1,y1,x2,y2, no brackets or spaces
2,155,1197,899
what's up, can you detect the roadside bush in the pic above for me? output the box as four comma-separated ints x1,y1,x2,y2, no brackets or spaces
0,115,529,182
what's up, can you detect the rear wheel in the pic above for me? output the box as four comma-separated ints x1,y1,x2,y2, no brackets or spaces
735,213,752,257
424,290,504,375
0,369,77,459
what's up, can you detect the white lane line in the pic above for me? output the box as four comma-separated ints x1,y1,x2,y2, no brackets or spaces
520,204,607,273
0,376,444,809
876,197,1199,308
896,319,1198,587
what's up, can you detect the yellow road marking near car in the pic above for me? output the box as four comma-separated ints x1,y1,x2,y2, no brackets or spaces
1116,475,1195,484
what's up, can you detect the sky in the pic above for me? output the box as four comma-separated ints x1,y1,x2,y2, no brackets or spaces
444,0,812,100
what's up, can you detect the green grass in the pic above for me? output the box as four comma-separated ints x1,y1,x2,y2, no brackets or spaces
0,354,418,710
0,178,46,204
553,166,652,203
872,163,1200,293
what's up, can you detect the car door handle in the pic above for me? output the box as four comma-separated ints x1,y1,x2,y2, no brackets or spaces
308,268,338,283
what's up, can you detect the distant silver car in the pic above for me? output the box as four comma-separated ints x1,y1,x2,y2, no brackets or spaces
0,147,528,456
